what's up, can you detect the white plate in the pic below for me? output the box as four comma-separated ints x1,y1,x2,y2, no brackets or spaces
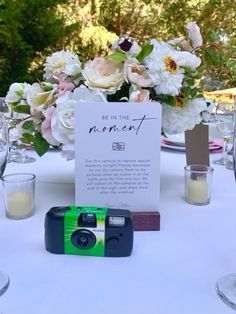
161,141,221,152
163,133,185,145
163,133,214,147
161,142,185,151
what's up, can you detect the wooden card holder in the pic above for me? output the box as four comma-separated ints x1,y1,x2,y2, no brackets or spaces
132,211,160,231
185,124,210,166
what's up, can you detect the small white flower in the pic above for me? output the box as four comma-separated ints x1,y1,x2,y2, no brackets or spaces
43,50,81,82
201,98,215,122
112,35,141,57
26,83,56,115
161,97,208,134
82,57,124,94
5,83,31,104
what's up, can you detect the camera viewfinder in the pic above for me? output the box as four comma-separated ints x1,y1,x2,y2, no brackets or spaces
78,213,97,228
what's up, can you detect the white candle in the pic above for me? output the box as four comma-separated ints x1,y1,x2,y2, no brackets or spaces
7,190,33,217
187,179,209,204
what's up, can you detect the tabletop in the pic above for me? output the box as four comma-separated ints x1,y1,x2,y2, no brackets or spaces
0,148,236,314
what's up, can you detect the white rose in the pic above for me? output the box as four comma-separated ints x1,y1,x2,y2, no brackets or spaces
51,93,75,145
72,85,107,103
82,57,124,94
51,86,107,146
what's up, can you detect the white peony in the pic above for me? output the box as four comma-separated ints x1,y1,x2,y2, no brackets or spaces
5,82,31,104
144,40,200,96
82,57,124,94
43,50,81,82
174,51,201,69
144,40,184,96
161,98,208,134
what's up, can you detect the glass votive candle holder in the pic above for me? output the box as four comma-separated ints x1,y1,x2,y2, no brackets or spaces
2,173,36,219
184,165,214,205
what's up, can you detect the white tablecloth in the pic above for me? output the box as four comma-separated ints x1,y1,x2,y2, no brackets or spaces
0,149,236,314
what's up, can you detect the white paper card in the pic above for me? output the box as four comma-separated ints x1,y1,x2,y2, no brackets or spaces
75,102,162,211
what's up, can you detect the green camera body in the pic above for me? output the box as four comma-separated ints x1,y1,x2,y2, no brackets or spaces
45,206,134,257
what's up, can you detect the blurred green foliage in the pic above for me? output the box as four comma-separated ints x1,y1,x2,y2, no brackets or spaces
0,0,236,96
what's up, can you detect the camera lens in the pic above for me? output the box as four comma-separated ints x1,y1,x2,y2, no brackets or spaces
78,235,88,247
71,229,96,250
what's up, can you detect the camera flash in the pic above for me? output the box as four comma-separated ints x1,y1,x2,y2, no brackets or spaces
108,216,125,227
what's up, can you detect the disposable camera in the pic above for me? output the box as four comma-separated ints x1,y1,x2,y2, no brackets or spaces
45,206,133,257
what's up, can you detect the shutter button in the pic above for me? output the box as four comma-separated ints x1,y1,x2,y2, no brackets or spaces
106,237,119,249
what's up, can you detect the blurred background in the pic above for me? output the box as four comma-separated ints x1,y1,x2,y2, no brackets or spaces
0,0,236,97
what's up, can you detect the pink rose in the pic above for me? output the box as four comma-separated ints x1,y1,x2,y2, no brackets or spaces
125,59,153,87
129,89,150,102
187,21,203,48
168,37,192,52
53,74,76,95
41,106,60,146
58,81,75,94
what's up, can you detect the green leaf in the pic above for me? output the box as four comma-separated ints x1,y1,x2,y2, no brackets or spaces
190,88,198,98
136,43,153,63
154,94,176,106
33,132,49,156
41,82,53,91
231,47,236,53
13,105,31,114
107,50,127,62
203,47,221,65
209,31,220,42
22,120,34,131
21,133,34,144
181,86,192,96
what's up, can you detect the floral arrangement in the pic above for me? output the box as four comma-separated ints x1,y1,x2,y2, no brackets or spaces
5,21,213,159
